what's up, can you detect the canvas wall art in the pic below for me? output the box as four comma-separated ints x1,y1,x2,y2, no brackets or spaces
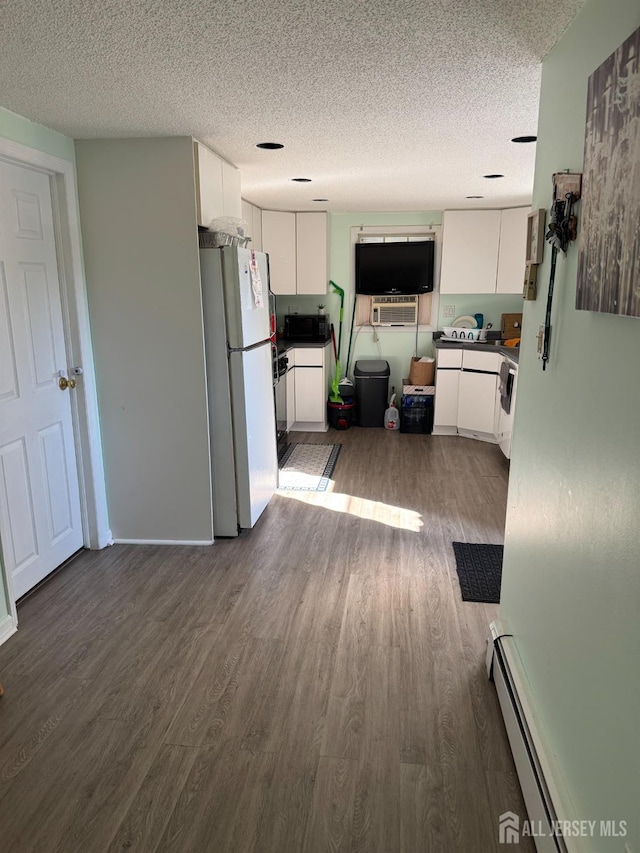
576,25,640,317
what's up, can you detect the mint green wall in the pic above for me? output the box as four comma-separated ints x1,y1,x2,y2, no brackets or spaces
0,107,75,161
436,294,523,330
500,1,640,847
0,108,77,633
332,212,444,391
283,212,524,391
278,212,443,392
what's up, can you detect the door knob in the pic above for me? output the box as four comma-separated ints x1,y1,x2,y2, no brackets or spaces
58,376,76,390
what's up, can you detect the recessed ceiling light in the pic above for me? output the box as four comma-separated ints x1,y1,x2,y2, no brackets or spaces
292,177,312,182
511,135,537,143
256,142,284,150
466,195,484,199
483,174,504,179
312,198,328,202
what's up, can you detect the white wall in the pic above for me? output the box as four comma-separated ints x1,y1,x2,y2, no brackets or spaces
500,2,640,848
75,138,213,543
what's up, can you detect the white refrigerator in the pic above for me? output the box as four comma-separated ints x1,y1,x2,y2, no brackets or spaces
200,245,278,537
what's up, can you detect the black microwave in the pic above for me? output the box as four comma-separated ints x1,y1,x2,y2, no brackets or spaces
284,313,330,342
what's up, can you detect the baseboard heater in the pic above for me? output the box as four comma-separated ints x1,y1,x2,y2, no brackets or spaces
487,622,568,853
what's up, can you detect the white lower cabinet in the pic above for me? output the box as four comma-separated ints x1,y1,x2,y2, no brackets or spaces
457,371,499,436
433,347,505,442
295,367,325,422
288,345,329,431
433,369,460,433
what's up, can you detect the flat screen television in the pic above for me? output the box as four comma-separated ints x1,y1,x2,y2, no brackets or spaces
355,240,434,296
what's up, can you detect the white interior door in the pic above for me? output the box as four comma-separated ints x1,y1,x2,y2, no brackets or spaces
0,160,83,599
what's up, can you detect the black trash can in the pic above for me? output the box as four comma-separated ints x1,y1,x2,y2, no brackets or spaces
354,360,390,427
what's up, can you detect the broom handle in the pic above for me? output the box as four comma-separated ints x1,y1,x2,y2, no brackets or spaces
345,296,357,377
330,324,338,362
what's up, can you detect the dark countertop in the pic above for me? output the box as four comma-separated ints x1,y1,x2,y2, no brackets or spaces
277,338,331,355
434,337,520,364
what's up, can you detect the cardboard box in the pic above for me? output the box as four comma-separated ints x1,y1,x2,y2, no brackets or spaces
408,357,435,386
402,380,435,395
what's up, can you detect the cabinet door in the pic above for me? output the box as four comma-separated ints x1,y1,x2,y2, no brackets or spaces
433,369,460,427
262,211,296,295
496,207,530,294
296,212,328,294
457,371,498,433
221,160,242,219
194,142,223,228
252,205,262,252
440,210,501,294
295,366,325,422
241,199,254,243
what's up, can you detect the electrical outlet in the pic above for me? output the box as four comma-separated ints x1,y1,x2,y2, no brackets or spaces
536,324,545,358
443,304,455,318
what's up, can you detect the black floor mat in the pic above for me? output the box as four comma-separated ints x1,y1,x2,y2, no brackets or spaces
452,542,504,603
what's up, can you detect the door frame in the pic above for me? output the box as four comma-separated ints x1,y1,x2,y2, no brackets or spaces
0,137,111,630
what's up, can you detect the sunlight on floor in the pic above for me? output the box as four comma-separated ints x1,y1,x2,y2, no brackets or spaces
279,487,424,532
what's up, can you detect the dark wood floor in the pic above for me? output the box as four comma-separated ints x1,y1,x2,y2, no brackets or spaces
0,430,534,852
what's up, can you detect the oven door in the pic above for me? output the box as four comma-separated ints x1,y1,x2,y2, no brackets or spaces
274,355,288,455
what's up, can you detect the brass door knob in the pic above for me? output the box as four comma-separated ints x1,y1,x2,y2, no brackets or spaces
58,376,77,390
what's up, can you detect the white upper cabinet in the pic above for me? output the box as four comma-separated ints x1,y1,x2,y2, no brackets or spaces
440,208,529,295
221,159,242,219
262,211,297,294
194,141,242,227
296,212,328,295
440,210,501,294
262,210,328,295
496,207,530,294
241,199,253,236
194,142,223,228
252,205,262,252
241,199,264,252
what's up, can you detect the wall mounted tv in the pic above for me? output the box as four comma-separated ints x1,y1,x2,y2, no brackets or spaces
355,240,435,296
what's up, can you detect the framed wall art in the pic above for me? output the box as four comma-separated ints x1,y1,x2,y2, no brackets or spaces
526,209,546,265
576,24,640,317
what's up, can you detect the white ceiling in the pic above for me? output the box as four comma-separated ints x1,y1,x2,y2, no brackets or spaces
1,0,586,212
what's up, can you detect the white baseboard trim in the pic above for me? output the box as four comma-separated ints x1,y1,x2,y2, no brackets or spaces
291,421,329,432
0,613,17,647
432,425,457,435
112,539,215,546
488,622,580,853
96,528,114,549
458,427,498,444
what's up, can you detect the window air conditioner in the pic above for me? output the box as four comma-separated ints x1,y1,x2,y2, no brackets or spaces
370,296,419,326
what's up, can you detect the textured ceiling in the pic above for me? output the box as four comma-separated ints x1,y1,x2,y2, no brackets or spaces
1,0,586,212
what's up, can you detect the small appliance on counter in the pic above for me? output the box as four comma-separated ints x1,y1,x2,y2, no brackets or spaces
283,313,331,343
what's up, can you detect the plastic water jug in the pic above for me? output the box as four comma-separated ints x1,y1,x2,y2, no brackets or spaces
384,394,400,430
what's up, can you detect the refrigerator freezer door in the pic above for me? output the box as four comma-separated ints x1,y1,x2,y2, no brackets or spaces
222,247,271,349
229,343,278,528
